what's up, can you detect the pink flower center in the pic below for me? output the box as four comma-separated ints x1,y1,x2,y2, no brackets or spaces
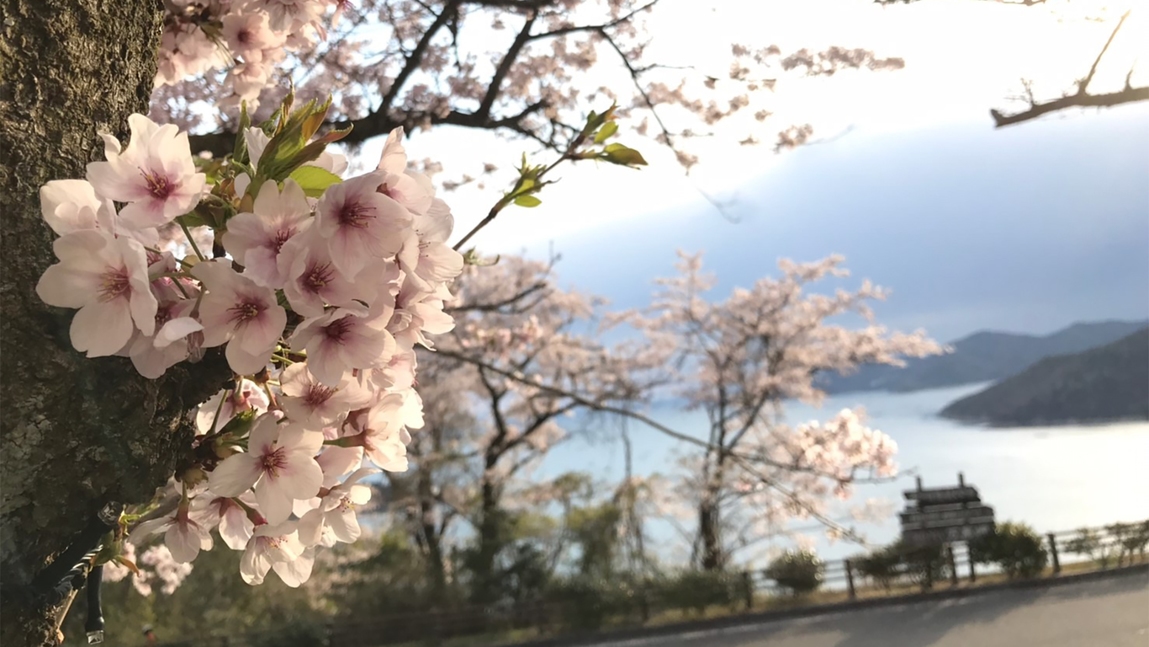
322,316,354,343
141,169,177,200
99,267,131,302
336,201,372,228
272,229,294,254
155,303,175,327
260,446,287,477
229,300,264,324
303,383,336,408
303,262,335,293
236,29,253,46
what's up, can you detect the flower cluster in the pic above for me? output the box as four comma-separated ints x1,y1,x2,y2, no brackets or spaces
35,104,464,587
157,0,335,111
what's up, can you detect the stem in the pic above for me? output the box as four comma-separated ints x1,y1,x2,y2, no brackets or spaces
144,246,197,268
451,130,589,252
207,389,229,435
179,220,207,261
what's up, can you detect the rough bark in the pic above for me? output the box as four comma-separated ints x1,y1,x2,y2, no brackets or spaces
0,2,229,645
698,494,725,571
471,473,504,603
415,466,448,596
698,450,728,571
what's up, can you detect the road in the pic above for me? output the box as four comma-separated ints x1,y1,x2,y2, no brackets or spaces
596,572,1149,647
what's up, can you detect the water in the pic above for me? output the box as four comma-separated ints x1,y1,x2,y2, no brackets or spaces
536,383,1149,565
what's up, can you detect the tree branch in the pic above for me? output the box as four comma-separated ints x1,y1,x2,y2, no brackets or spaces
990,85,1149,127
478,11,538,120
989,8,1146,127
1078,9,1130,94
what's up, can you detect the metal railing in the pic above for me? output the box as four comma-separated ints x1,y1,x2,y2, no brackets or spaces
167,518,1149,647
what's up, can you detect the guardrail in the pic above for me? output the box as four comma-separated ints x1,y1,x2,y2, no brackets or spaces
163,518,1149,647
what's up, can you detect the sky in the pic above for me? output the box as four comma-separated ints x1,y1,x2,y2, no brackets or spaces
374,0,1149,343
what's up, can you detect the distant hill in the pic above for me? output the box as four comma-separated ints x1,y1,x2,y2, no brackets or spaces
938,328,1149,426
819,320,1149,394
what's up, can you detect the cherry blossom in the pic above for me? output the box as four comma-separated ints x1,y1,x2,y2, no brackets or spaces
194,260,287,375
288,306,396,386
341,394,410,472
196,379,271,435
208,415,324,524
221,178,312,289
128,299,201,379
35,103,465,590
221,11,284,63
39,180,114,236
86,114,205,230
278,362,373,429
35,229,157,357
239,521,308,586
297,467,376,547
128,500,215,564
278,227,371,317
204,493,257,550
314,171,411,279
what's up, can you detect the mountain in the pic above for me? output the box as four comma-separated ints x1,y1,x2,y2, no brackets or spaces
938,328,1149,426
819,320,1149,394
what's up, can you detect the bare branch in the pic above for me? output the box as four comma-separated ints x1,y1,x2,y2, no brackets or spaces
478,11,538,120
1078,9,1131,94
991,85,1149,127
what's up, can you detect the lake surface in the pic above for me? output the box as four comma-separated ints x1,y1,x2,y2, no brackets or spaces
536,383,1149,565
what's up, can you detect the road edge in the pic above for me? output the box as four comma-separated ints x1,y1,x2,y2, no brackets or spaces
498,563,1149,647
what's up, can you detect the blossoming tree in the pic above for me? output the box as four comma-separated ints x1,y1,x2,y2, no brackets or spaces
629,252,944,570
383,256,663,601
2,0,1124,644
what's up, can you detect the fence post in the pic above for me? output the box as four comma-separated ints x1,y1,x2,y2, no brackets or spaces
946,545,959,587
968,546,977,583
742,570,754,610
845,559,857,600
639,580,650,623
1048,533,1061,575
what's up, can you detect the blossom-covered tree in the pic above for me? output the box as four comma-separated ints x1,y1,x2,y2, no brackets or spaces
3,1,1129,644
630,252,943,570
381,255,662,601
163,0,911,167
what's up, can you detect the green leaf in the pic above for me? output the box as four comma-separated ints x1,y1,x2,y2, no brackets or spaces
176,212,207,228
289,166,343,197
514,195,542,208
301,97,333,141
234,102,252,163
594,122,618,144
601,143,648,168
462,248,501,266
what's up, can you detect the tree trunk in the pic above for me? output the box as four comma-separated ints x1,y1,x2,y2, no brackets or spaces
698,452,730,571
471,476,504,603
0,2,229,645
698,493,725,571
416,464,447,596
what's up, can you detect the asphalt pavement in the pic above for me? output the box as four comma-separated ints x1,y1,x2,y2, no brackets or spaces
592,571,1149,647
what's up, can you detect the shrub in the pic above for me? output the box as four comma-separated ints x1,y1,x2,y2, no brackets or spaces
545,576,643,631
970,522,1048,579
658,570,741,615
854,545,902,590
1065,527,1108,565
895,541,949,587
1107,522,1149,566
765,550,824,596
